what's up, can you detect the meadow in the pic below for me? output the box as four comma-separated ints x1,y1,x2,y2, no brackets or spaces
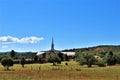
0,61,120,80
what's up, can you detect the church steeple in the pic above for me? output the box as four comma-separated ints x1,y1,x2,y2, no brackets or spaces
51,38,54,50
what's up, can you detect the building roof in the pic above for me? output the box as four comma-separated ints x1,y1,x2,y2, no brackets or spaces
36,51,45,56
62,52,75,56
37,51,75,56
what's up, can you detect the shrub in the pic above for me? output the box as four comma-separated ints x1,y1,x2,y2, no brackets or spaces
10,50,16,58
21,57,26,68
77,53,97,67
96,60,106,67
1,56,14,70
104,51,117,66
46,53,61,66
114,53,120,64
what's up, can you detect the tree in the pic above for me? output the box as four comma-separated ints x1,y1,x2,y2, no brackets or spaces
10,50,16,58
77,53,96,67
105,51,117,66
34,55,38,62
1,56,14,70
21,57,26,68
114,52,120,64
58,53,64,61
38,56,43,63
96,59,106,67
99,51,107,57
64,54,69,61
46,53,61,66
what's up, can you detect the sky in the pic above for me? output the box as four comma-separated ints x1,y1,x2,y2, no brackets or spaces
0,0,120,52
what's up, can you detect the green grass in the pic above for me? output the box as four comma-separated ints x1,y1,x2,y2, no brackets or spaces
0,61,120,80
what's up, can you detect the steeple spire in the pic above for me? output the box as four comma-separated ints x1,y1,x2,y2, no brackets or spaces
51,37,54,50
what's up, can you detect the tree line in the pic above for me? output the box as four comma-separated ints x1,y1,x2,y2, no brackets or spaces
0,50,70,70
75,51,120,67
1,49,120,70
0,50,34,70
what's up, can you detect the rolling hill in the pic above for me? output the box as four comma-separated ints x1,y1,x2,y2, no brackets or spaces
63,45,120,54
1,45,120,55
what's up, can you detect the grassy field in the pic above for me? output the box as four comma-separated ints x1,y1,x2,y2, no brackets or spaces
0,61,120,80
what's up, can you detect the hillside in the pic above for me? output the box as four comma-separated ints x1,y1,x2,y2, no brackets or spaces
0,52,37,59
1,45,120,55
63,45,120,54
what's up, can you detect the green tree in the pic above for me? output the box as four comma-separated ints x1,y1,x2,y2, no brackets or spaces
34,55,38,62
21,57,26,68
114,52,120,64
96,59,106,67
99,51,107,57
46,53,61,66
10,50,16,58
77,53,96,67
63,54,69,61
58,53,64,61
75,51,82,62
105,51,117,66
38,56,43,63
1,56,14,70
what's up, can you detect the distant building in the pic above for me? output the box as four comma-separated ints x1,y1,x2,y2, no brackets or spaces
37,38,75,62
37,38,75,56
13,58,35,64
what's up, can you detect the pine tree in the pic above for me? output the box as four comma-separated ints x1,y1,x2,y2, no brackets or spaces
10,50,16,58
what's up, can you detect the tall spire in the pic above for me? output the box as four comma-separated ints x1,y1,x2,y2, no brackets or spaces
51,37,54,50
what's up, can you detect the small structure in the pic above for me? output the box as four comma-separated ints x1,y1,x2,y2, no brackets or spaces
62,52,75,56
13,58,35,64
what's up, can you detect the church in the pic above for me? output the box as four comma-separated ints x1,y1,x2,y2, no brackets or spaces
36,38,75,62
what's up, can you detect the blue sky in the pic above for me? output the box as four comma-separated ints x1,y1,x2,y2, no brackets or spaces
0,0,120,52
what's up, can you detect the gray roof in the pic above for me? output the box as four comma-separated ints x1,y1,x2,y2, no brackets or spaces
37,51,75,56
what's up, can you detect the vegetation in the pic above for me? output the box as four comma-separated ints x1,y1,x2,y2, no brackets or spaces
0,45,120,79
0,51,37,59
63,45,120,55
96,59,106,67
103,51,120,66
104,51,116,65
1,56,14,70
0,61,119,80
46,53,61,66
34,55,38,62
115,52,120,64
20,57,26,68
38,56,43,63
76,52,96,67
10,50,16,58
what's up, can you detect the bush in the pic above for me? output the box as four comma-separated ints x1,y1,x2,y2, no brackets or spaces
20,57,26,68
1,56,14,70
96,60,106,67
114,53,120,64
46,53,61,66
104,51,117,66
77,53,97,67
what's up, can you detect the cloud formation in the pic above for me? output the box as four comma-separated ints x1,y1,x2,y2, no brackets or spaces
0,36,44,44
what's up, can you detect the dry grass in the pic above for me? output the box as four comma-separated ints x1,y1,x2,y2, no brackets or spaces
0,61,120,80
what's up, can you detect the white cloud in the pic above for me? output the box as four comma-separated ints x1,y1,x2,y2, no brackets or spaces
0,36,44,44
1,45,8,48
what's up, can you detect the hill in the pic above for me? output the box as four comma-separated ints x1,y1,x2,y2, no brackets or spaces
1,45,120,55
63,45,120,54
